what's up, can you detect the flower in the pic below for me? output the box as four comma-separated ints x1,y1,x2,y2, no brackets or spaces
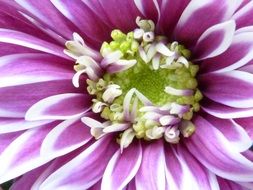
1,0,253,189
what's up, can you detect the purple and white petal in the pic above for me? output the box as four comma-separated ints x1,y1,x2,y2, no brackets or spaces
135,140,166,190
40,118,92,158
194,20,235,60
200,32,253,73
101,142,142,190
25,93,91,121
186,116,253,182
203,114,252,152
199,71,253,108
39,136,117,190
174,0,238,47
0,123,58,184
202,99,253,119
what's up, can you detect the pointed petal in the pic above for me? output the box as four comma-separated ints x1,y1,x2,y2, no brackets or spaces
186,115,253,182
0,53,73,88
201,99,253,119
40,136,117,190
0,123,58,184
194,20,235,60
203,114,252,152
0,79,84,118
157,0,190,37
175,0,238,46
234,117,253,140
25,93,91,121
40,118,92,158
0,29,68,59
199,71,253,108
233,1,253,29
135,140,166,190
101,141,142,190
10,163,50,190
0,118,52,134
200,32,253,73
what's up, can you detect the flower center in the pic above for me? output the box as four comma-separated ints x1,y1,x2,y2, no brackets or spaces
65,17,203,150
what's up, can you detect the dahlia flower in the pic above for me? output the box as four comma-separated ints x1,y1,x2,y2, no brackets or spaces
1,0,253,189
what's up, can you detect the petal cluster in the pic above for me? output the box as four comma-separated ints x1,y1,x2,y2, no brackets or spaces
0,0,253,189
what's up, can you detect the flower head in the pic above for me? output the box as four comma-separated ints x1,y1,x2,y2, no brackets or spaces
1,1,253,189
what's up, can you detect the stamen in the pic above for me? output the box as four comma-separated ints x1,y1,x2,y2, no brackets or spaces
65,17,203,150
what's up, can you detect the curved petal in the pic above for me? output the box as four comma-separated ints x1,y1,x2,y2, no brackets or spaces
13,0,76,40
25,93,91,121
135,140,166,190
185,115,253,182
194,20,235,60
176,145,220,190
0,29,68,59
233,1,253,29
0,53,73,88
134,0,159,22
217,177,245,190
101,141,142,190
0,132,22,155
10,163,51,190
0,122,59,184
174,0,238,47
201,99,253,119
40,118,92,158
199,71,253,108
0,118,52,134
203,114,252,152
234,117,253,140
200,32,253,73
0,79,84,118
99,0,143,32
0,1,61,44
51,0,112,48
40,136,117,190
157,0,190,37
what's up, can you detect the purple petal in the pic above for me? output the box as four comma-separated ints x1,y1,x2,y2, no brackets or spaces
164,146,182,190
174,0,237,47
101,141,142,190
0,79,84,118
135,140,166,190
157,0,190,38
234,117,253,140
40,136,117,190
0,132,22,155
200,32,253,73
13,0,77,40
40,119,92,158
217,177,245,190
201,99,253,119
0,123,58,183
0,118,52,133
233,1,253,29
99,0,143,32
185,115,253,182
194,20,235,60
51,0,113,48
10,164,50,190
176,145,219,190
0,29,69,59
0,53,73,88
0,1,62,44
134,0,159,22
199,71,253,108
203,114,252,152
25,93,91,121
